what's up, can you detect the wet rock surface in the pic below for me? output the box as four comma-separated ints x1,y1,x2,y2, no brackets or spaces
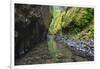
54,35,94,60
15,4,50,59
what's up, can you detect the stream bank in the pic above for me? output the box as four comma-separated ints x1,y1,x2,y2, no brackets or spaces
15,41,89,65
15,34,93,65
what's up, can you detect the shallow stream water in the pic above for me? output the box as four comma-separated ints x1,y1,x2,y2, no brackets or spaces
15,39,89,65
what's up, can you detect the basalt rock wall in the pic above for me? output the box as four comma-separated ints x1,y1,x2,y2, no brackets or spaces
15,4,51,58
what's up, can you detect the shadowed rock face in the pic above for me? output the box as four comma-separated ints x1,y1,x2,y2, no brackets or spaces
15,4,51,58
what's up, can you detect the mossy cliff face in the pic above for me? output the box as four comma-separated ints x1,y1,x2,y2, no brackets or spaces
48,7,94,40
15,4,94,65
15,4,94,60
15,4,51,58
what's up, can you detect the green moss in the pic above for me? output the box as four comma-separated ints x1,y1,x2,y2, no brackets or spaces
48,7,94,40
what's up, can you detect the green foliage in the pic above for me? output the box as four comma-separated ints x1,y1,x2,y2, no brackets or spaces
48,6,94,40
77,19,94,40
74,8,94,28
62,8,80,27
48,7,65,34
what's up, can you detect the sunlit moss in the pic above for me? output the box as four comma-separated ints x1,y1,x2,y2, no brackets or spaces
48,7,94,40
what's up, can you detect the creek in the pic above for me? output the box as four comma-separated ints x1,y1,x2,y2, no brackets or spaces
15,34,93,65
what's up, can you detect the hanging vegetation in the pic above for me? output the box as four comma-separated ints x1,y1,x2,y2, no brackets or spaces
48,6,94,40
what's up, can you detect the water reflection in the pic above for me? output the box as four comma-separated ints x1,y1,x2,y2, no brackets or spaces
47,35,73,62
15,35,89,65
